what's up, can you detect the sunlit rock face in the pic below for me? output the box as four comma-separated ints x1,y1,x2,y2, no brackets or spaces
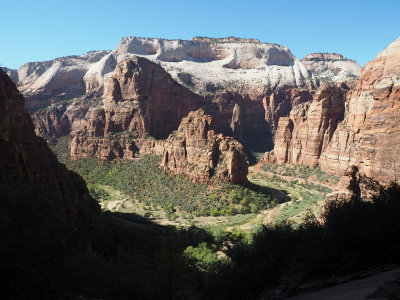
265,37,400,183
84,36,312,100
262,84,348,167
301,53,361,84
162,109,249,185
13,51,110,110
320,37,400,182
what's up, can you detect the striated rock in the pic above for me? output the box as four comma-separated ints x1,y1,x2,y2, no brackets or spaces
104,56,203,138
85,36,312,100
16,50,110,110
302,53,361,84
319,37,400,181
263,88,313,131
68,56,204,160
0,68,99,216
263,37,400,185
17,36,319,111
162,109,248,184
263,85,348,166
33,56,273,163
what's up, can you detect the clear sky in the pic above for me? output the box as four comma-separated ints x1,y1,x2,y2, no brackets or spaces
1,0,399,69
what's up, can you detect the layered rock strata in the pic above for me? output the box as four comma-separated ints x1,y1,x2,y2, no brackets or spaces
302,53,361,84
319,37,400,182
13,36,361,111
264,37,400,183
263,84,348,166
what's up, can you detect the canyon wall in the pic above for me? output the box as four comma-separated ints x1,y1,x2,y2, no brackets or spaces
264,37,400,183
31,56,250,184
319,37,400,181
0,68,99,217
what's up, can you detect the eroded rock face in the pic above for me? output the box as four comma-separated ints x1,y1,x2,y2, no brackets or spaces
263,85,348,166
324,165,383,203
84,36,311,100
264,37,400,184
104,57,203,138
319,38,400,181
302,53,361,84
67,56,204,160
162,109,248,184
17,36,323,110
0,69,99,216
15,51,110,110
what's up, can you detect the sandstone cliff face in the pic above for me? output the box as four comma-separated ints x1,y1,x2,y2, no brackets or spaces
68,56,204,160
31,57,250,184
0,69,99,216
104,56,203,138
4,68,19,83
15,51,110,110
33,56,271,160
84,36,312,100
301,53,361,84
319,38,400,182
162,109,248,185
16,36,319,110
262,85,348,166
264,37,400,184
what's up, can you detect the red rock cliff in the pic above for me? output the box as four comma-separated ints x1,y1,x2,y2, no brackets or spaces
263,84,348,167
319,37,400,181
264,37,400,184
162,109,249,185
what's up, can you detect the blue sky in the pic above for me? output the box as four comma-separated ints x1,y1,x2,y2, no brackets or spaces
1,0,399,69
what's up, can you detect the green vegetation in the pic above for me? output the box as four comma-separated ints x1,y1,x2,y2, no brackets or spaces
260,162,340,185
249,163,336,223
4,175,400,299
184,242,226,272
65,155,273,216
275,192,325,223
6,135,400,298
203,183,400,299
49,138,273,217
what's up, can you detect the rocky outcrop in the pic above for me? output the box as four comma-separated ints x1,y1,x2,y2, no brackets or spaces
302,53,361,84
0,68,99,216
15,50,110,110
32,57,271,160
162,109,248,184
319,38,400,182
104,56,203,138
263,88,313,131
324,165,383,203
263,84,348,166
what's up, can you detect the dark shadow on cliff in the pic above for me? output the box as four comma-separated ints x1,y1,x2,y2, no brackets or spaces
243,131,274,165
0,181,213,299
